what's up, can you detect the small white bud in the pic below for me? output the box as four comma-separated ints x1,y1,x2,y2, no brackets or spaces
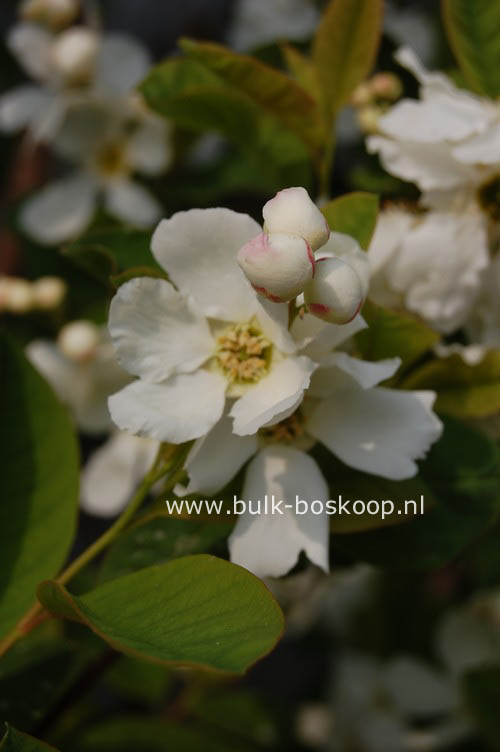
263,187,330,252
304,257,364,324
21,0,79,29
238,232,314,303
58,320,100,361
32,276,67,309
5,278,35,313
51,27,98,85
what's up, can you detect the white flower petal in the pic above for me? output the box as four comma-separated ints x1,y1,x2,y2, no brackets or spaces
95,33,151,96
81,432,158,517
126,117,172,176
292,311,367,360
229,446,329,578
230,355,316,436
105,180,162,228
176,414,258,495
452,121,500,165
308,380,442,480
20,174,96,245
109,277,214,382
367,135,476,191
0,85,48,133
7,23,53,81
26,340,77,404
384,656,458,717
108,370,226,443
151,208,262,322
310,354,400,396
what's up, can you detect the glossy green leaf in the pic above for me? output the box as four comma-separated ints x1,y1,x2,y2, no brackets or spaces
99,516,231,583
442,0,500,97
38,555,283,674
280,44,322,102
356,300,440,371
321,192,379,249
0,336,79,641
0,726,60,751
401,349,500,418
336,417,500,571
140,58,312,187
313,0,383,117
179,38,324,156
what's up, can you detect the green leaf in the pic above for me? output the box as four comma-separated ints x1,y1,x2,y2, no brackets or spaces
0,336,79,641
61,245,116,287
140,59,312,188
313,0,383,117
179,38,324,157
356,300,440,371
321,192,379,249
280,44,322,102
335,417,500,571
64,227,157,277
110,266,168,289
401,349,500,418
442,0,500,97
99,516,231,583
38,555,284,674
0,725,60,751
312,447,436,533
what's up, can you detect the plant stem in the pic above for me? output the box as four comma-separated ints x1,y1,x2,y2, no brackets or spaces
0,445,188,659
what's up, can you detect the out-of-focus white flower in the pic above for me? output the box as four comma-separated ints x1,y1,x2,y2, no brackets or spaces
27,320,130,433
32,275,66,309
238,231,314,303
81,431,159,517
466,253,500,348
367,47,500,213
175,320,441,578
368,206,489,334
107,208,317,444
20,0,79,30
20,101,170,243
228,0,319,52
263,187,330,252
0,24,151,143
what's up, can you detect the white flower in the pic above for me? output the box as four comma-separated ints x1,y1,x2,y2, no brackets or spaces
107,208,317,444
228,0,319,52
466,253,500,348
20,0,79,30
175,318,442,578
237,232,314,303
81,431,159,517
368,206,489,334
0,23,151,143
19,101,170,243
27,320,130,433
367,47,500,212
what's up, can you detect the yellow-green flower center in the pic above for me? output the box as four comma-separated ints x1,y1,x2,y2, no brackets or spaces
215,323,272,385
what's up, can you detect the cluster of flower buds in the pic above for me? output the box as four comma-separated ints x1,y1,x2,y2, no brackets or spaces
0,275,66,314
20,0,79,30
237,187,366,325
351,72,403,134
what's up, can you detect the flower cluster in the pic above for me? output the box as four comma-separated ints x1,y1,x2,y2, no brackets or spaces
1,0,171,244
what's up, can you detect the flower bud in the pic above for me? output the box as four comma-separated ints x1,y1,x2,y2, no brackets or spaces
51,27,98,85
371,72,402,101
32,276,67,309
238,232,314,303
5,278,35,313
304,257,364,324
357,105,383,135
263,187,330,252
58,320,100,361
350,81,373,107
21,0,79,29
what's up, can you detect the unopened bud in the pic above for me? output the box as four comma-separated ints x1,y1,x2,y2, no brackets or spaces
357,105,382,134
263,187,330,252
371,72,402,101
32,276,67,309
351,81,373,108
58,320,100,361
5,278,35,313
238,232,314,303
21,0,79,29
51,27,98,85
304,257,364,324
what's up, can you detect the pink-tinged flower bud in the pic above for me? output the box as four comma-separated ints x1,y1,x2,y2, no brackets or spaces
58,320,99,361
32,276,67,309
238,232,314,303
263,187,330,252
51,27,98,85
21,0,79,29
351,81,373,107
371,72,402,101
304,257,364,324
5,278,35,313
